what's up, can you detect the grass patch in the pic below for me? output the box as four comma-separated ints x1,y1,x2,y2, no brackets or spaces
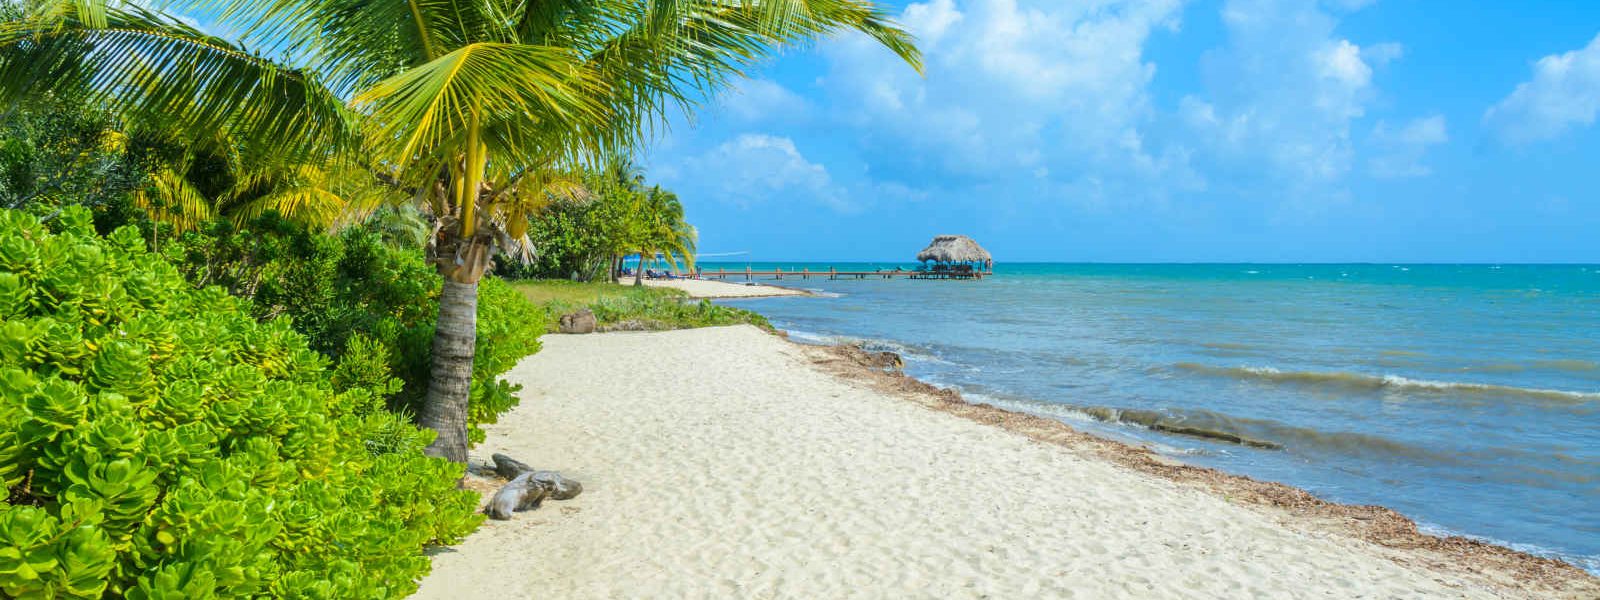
510,279,772,332
512,279,660,305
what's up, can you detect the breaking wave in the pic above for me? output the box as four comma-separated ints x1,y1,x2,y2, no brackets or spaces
1175,363,1600,405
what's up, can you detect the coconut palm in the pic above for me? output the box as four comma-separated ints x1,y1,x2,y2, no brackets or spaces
2,0,921,462
590,153,648,281
630,185,694,285
648,188,696,276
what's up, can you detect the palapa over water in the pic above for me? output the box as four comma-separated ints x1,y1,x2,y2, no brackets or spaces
916,234,991,263
914,235,992,279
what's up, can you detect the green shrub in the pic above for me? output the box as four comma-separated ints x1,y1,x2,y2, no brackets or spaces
381,276,547,445
0,207,481,599
159,215,546,444
0,94,149,230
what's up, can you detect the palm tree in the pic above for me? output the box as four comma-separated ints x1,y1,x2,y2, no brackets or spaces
594,153,648,282
2,0,921,462
630,185,694,285
649,188,697,277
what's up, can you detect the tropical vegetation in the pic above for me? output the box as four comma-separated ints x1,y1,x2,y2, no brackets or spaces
2,0,919,463
0,0,920,595
502,159,694,283
156,214,545,445
0,208,480,598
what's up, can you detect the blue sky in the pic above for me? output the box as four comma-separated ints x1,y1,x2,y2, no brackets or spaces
642,0,1600,263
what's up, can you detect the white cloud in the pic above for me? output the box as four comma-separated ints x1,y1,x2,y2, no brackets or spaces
1318,40,1372,90
1368,115,1448,178
1485,33,1600,144
903,0,965,45
818,0,1193,200
719,79,811,123
1362,42,1405,66
1326,0,1378,11
1315,39,1374,120
1182,0,1394,199
669,134,851,212
665,0,1432,223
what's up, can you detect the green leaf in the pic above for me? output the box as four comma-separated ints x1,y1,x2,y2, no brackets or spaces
0,3,358,163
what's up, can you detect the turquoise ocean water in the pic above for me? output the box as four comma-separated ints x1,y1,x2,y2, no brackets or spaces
701,262,1600,573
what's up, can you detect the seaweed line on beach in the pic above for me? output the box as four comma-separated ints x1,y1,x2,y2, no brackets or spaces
807,340,1600,600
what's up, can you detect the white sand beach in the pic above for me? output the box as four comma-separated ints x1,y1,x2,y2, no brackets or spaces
621,277,809,298
415,326,1586,599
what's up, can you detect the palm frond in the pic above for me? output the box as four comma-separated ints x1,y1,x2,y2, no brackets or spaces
541,0,922,158
0,2,357,161
353,42,608,175
364,204,432,249
226,185,345,228
222,161,398,229
133,166,212,232
489,168,586,239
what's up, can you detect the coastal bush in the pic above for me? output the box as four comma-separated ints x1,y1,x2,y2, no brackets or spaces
383,276,548,444
159,215,546,443
0,208,482,598
497,198,615,281
0,95,149,229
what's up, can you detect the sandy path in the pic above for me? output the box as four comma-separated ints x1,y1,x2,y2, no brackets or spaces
620,277,809,298
415,326,1490,599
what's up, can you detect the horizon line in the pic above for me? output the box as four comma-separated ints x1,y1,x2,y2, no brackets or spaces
690,260,1600,266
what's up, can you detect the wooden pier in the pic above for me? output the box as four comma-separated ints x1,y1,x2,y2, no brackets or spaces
694,267,989,281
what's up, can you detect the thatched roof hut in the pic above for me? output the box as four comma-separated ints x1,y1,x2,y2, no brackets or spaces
916,235,992,265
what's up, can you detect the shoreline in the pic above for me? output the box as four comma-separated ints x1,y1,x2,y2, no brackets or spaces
417,325,1597,598
810,339,1599,597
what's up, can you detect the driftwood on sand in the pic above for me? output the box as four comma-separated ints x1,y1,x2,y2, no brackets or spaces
486,453,584,520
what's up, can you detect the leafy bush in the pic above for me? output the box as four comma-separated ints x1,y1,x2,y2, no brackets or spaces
0,207,482,599
158,214,546,443
0,95,148,228
380,275,548,445
496,198,613,281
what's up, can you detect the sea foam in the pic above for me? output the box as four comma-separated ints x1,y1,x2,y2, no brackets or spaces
1176,363,1600,404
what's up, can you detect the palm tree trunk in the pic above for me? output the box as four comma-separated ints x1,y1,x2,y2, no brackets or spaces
633,252,645,286
419,118,489,465
420,278,477,463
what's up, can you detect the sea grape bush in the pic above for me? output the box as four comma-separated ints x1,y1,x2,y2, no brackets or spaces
0,208,482,598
